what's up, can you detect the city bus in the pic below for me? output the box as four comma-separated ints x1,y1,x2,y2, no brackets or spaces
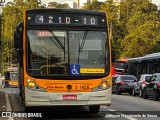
114,59,128,75
128,52,160,77
14,9,112,113
4,66,18,87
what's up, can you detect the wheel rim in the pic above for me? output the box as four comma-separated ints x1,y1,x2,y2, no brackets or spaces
132,89,134,95
139,90,141,96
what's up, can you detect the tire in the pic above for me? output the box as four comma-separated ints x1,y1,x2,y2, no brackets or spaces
89,105,100,114
132,89,136,96
143,88,148,99
153,90,159,101
129,91,132,95
139,90,143,98
116,86,121,95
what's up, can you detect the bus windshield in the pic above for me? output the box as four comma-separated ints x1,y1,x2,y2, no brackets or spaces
27,30,108,76
115,61,127,69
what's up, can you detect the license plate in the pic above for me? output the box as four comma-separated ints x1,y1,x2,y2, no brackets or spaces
63,95,77,100
126,82,132,85
127,83,133,86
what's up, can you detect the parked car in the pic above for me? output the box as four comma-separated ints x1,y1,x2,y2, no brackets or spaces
112,75,137,95
132,74,152,97
143,73,160,101
112,75,118,93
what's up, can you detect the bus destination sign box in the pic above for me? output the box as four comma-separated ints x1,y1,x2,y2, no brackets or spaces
26,14,106,27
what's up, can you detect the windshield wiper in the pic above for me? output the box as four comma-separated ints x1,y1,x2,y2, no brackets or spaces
77,29,88,63
47,28,65,51
79,29,88,52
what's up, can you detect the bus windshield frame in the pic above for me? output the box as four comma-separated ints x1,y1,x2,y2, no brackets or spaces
26,28,110,77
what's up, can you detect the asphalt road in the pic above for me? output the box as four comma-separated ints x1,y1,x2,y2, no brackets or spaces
2,87,160,120
111,94,160,111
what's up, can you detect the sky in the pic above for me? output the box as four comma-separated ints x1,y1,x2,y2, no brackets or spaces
3,0,160,6
151,0,160,5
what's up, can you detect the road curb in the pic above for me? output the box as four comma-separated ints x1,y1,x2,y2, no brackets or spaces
5,90,14,120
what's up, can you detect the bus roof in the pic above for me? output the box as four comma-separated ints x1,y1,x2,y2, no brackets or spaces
26,8,106,16
128,52,160,63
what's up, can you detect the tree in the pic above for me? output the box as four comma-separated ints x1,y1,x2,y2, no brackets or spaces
120,1,160,58
101,0,123,59
47,2,69,8
81,0,104,11
121,22,159,57
1,0,44,68
1,0,160,68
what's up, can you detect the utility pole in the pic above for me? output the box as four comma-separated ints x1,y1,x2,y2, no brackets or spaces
0,0,5,75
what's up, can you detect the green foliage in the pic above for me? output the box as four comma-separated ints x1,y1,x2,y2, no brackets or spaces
1,0,70,68
1,0,160,68
120,1,160,58
121,22,157,57
81,0,104,11
81,0,160,59
47,2,69,8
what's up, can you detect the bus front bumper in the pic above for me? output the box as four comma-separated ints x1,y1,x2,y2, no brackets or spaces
24,87,111,107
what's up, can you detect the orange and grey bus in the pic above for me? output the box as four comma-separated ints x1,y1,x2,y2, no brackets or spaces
4,66,18,87
14,9,112,113
114,60,128,75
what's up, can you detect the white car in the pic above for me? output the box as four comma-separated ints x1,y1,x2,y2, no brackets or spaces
132,74,152,97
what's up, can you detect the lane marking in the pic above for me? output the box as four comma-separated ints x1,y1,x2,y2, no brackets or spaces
101,106,116,111
107,109,116,111
101,106,108,109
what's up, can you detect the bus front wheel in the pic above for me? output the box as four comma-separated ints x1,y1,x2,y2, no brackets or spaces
89,105,100,114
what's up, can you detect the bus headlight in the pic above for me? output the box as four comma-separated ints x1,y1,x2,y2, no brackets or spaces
27,79,36,89
27,79,46,92
28,81,36,89
92,79,110,91
102,81,109,89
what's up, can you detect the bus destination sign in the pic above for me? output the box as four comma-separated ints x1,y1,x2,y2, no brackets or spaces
26,14,106,26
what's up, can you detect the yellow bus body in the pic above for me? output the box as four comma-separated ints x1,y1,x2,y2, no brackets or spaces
15,9,113,113
5,67,18,87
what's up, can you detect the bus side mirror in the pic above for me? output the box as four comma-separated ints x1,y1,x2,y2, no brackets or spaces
14,23,23,50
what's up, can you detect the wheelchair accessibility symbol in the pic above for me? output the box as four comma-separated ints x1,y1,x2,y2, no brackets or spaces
70,64,80,75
